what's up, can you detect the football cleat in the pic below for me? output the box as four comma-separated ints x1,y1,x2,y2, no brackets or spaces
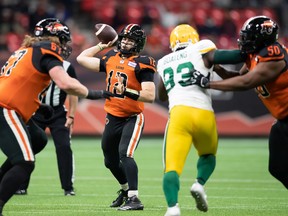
14,189,27,195
117,195,144,211
110,189,128,207
190,181,208,212
164,203,180,216
64,189,75,196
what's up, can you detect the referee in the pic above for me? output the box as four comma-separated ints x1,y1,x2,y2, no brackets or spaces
16,60,78,196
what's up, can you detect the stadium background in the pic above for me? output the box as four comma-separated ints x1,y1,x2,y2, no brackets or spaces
0,0,287,136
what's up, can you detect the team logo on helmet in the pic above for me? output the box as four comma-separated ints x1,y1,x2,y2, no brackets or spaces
46,22,69,35
260,20,275,35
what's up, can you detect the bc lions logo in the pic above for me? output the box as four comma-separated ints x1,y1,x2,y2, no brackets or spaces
260,20,275,35
46,22,69,35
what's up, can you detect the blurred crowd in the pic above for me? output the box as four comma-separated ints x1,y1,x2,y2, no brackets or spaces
0,0,287,61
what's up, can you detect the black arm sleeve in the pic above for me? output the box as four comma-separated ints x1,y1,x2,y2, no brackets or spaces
138,69,154,82
40,55,63,73
66,62,77,79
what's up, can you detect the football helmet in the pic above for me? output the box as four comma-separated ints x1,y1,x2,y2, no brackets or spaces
34,18,72,59
170,24,199,52
238,16,279,54
117,24,146,54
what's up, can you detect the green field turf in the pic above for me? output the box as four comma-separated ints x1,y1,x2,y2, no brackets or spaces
1,137,287,216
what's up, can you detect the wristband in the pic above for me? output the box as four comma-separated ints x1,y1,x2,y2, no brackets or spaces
97,44,103,51
68,116,74,120
124,88,140,101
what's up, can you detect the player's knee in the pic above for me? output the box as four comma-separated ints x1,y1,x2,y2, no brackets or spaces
17,161,35,175
32,139,47,154
104,158,117,170
163,171,179,183
118,150,129,161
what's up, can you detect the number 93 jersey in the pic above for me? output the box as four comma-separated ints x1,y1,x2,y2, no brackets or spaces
157,39,216,111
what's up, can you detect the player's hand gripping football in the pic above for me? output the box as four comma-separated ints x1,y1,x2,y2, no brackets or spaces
96,41,114,51
191,71,210,88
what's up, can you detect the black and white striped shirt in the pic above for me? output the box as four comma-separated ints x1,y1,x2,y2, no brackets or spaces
42,60,77,107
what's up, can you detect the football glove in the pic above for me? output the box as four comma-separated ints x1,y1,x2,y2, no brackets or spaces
86,90,113,100
191,71,210,88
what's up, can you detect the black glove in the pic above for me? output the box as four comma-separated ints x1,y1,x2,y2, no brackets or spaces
191,71,210,88
36,104,54,119
86,90,113,100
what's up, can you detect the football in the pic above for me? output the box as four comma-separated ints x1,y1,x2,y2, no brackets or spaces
95,23,118,45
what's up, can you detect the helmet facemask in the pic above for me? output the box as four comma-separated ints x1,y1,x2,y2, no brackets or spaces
238,16,279,54
117,24,146,55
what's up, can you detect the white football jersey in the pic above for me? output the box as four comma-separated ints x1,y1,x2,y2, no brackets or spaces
157,39,216,111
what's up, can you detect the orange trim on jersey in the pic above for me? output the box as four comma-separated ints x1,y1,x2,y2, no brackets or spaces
8,110,32,161
41,48,63,61
138,62,156,71
128,114,143,157
258,53,284,62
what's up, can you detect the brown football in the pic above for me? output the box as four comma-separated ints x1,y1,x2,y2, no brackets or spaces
95,23,118,45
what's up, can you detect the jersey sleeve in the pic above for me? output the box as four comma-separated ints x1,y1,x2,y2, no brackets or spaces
36,41,63,61
40,55,63,73
99,49,117,72
135,56,156,82
136,55,156,73
66,63,77,79
257,43,285,62
196,39,217,54
32,41,64,73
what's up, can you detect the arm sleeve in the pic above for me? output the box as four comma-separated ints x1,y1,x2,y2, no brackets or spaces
40,55,63,73
67,63,77,79
213,49,246,64
139,69,155,82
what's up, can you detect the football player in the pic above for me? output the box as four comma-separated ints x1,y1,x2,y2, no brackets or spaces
15,60,79,196
192,16,288,190
77,24,156,210
0,18,112,215
157,24,246,216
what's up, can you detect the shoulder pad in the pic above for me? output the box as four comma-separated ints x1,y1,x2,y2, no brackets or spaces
195,39,217,54
134,55,156,73
34,41,63,61
102,49,117,61
258,42,285,62
135,55,156,67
